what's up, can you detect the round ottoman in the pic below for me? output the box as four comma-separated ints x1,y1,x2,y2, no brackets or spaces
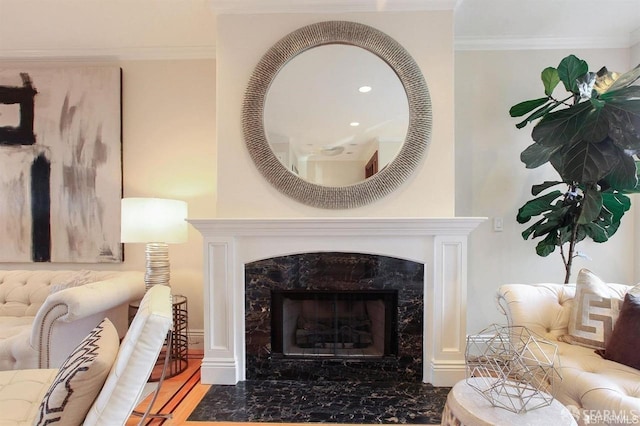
441,378,577,425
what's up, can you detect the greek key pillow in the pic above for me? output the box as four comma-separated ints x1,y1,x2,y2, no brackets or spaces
35,318,119,425
562,269,623,349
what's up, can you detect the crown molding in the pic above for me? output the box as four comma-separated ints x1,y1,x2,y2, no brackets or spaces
455,34,636,51
209,0,457,14
0,45,216,61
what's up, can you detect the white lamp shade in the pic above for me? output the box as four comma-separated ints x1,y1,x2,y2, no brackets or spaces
121,198,188,244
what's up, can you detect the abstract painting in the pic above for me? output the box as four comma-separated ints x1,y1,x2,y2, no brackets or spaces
0,67,122,263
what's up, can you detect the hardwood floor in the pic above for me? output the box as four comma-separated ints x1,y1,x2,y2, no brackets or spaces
126,350,212,425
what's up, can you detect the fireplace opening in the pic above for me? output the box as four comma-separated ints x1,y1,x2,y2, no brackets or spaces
271,290,398,358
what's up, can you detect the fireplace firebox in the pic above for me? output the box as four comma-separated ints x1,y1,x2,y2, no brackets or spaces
271,289,398,358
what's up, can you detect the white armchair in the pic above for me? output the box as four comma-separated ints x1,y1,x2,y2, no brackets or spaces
0,284,172,425
0,270,146,370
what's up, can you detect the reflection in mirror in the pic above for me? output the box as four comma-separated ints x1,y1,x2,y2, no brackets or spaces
264,45,409,186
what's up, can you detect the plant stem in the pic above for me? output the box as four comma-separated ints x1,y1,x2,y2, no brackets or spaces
564,223,578,284
562,183,581,284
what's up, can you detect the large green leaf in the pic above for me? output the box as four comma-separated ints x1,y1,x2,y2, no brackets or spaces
601,192,631,223
536,233,558,256
580,105,609,143
533,217,562,238
562,139,620,184
531,181,564,195
557,55,589,93
515,102,559,129
602,151,638,191
520,143,560,168
584,222,609,242
532,102,592,147
510,98,550,117
577,189,603,224
541,67,560,96
545,202,573,223
522,218,545,240
602,99,640,150
517,191,563,223
619,161,640,193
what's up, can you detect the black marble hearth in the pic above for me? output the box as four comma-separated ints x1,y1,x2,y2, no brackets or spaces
187,380,449,424
245,252,424,382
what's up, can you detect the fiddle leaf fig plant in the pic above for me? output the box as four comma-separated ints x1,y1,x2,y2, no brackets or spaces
510,54,640,283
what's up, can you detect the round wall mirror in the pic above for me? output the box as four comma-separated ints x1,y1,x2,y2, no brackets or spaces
243,21,432,209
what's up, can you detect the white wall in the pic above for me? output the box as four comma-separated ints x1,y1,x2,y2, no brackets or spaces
0,59,217,345
455,48,636,333
216,11,456,217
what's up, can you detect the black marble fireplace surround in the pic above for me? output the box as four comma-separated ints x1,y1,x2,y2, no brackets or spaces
245,252,424,382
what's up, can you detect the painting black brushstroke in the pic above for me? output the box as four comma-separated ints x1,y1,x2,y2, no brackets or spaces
30,153,51,262
0,67,122,263
0,73,37,146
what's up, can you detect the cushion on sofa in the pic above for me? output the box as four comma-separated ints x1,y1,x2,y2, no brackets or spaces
0,368,59,425
561,269,623,350
0,317,37,370
596,285,640,370
35,318,119,425
49,270,95,294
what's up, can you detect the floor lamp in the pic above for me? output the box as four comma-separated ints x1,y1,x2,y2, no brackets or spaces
121,197,188,290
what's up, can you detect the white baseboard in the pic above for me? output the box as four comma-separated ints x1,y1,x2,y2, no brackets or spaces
187,329,204,350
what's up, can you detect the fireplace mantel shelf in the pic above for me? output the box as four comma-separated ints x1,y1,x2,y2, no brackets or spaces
188,217,486,236
190,216,486,387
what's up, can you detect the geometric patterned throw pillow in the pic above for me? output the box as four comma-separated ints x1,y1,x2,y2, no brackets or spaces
35,318,119,425
562,269,623,350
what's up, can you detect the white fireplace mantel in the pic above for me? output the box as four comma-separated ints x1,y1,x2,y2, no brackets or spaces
189,217,485,386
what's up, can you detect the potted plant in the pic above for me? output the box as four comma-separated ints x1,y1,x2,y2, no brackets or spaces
510,54,640,283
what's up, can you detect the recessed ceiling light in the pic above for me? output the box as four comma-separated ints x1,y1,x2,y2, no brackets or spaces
350,122,360,127
358,86,372,93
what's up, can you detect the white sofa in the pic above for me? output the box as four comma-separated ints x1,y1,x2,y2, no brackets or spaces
0,270,145,370
496,280,640,426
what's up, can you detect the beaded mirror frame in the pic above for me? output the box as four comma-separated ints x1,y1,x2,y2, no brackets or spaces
242,20,432,209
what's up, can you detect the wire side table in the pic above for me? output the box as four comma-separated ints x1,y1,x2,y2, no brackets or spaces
129,294,189,381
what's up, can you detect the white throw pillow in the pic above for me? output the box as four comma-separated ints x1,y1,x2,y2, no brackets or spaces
35,318,119,425
561,269,623,349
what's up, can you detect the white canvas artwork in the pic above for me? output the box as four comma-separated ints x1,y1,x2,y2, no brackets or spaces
0,67,122,263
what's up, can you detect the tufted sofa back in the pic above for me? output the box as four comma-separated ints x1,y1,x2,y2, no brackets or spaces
0,270,123,318
496,282,631,342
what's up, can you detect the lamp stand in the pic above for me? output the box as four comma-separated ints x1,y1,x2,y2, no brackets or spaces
145,242,170,290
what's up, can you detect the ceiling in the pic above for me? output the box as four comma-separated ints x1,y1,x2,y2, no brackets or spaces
211,0,640,50
0,0,638,59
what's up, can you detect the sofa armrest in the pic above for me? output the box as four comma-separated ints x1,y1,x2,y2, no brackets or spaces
31,271,145,368
496,283,575,341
